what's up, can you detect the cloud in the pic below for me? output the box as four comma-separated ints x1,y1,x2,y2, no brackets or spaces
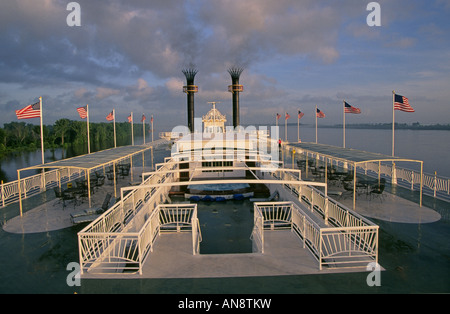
194,0,344,69
0,0,345,86
96,87,120,100
165,77,184,96
1,0,449,127
74,88,91,99
124,78,154,101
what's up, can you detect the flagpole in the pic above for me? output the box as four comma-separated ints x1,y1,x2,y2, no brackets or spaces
285,112,287,142
315,105,318,143
343,100,346,148
131,112,134,146
87,104,90,154
297,110,300,142
39,97,44,164
276,113,278,128
39,97,45,198
113,108,117,148
151,114,154,142
392,91,395,156
143,114,145,145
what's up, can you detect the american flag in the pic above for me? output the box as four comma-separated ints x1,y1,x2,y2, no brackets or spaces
344,102,361,114
77,106,88,119
298,110,304,119
106,111,114,121
15,101,41,119
276,113,281,120
141,114,146,122
285,112,290,120
127,114,133,123
394,94,414,112
316,108,325,118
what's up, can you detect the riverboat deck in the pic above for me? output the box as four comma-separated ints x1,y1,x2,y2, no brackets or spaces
2,167,147,233
11,141,166,217
82,229,373,279
1,134,441,281
2,178,439,235
288,142,425,209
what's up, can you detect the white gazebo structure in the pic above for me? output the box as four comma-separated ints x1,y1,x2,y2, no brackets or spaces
203,101,226,134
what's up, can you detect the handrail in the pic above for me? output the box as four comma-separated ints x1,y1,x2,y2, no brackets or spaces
1,167,84,207
79,203,198,275
253,201,378,270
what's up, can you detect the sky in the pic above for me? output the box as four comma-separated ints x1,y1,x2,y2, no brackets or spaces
1,0,450,132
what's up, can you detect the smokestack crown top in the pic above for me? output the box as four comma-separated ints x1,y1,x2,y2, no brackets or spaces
182,68,198,85
228,67,244,80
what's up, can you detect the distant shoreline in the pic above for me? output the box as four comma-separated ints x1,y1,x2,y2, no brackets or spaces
322,123,450,130
255,122,450,130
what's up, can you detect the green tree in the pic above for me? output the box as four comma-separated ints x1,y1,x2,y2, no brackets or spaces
54,118,72,146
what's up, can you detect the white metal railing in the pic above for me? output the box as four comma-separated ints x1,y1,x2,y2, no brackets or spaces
79,158,178,235
78,203,198,275
159,204,196,232
1,168,85,207
78,149,378,274
251,205,264,253
78,156,205,275
295,146,450,202
191,209,202,255
2,142,166,210
358,162,450,201
254,201,378,270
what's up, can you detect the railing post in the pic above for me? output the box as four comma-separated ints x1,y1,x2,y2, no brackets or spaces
41,170,46,192
378,161,381,183
375,227,379,265
18,170,23,217
177,206,181,232
391,162,397,185
319,229,323,270
138,235,143,275
302,216,306,248
434,171,437,198
261,213,265,254
132,193,136,217
1,180,4,207
78,235,84,275
192,216,195,255
420,162,423,207
150,216,153,253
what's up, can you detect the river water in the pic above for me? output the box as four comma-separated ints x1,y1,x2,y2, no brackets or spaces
281,125,450,177
0,127,449,294
2,126,449,180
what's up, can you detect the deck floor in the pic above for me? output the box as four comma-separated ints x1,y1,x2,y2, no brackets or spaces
2,169,147,234
3,178,440,235
335,190,441,224
82,230,371,279
301,172,441,224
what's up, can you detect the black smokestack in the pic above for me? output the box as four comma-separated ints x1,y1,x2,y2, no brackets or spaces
228,67,244,128
182,67,198,133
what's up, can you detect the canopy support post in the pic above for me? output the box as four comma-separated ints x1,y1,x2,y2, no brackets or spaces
18,170,23,217
88,172,91,208
420,161,423,207
353,163,357,210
